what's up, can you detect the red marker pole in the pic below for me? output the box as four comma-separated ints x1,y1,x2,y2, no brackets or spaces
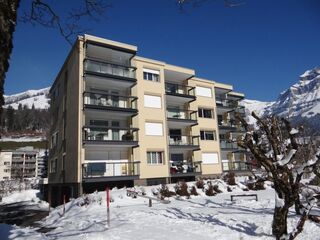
106,187,110,227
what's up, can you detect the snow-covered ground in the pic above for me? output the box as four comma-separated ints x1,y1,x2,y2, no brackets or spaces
2,181,319,240
0,136,45,142
1,189,45,205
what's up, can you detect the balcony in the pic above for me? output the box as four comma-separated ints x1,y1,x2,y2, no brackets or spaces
216,98,239,114
220,140,238,150
168,135,200,150
84,59,136,81
83,92,138,116
83,126,139,147
170,161,202,177
167,109,198,126
82,161,140,182
222,161,250,172
165,82,196,104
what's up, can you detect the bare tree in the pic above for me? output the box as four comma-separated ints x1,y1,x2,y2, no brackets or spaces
237,112,320,240
0,0,109,119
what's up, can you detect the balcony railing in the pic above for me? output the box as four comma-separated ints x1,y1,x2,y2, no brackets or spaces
84,59,136,79
84,92,137,110
167,109,197,121
220,140,238,149
218,120,245,132
82,161,140,178
165,82,195,97
170,161,202,175
222,161,250,171
168,135,200,146
83,126,138,142
216,97,238,109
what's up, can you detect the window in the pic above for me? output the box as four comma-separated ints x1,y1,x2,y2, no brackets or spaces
200,130,216,140
144,95,161,108
50,159,57,173
147,152,164,164
196,86,212,97
51,132,58,148
143,68,160,82
202,153,219,164
198,108,214,118
4,161,10,166
145,122,163,136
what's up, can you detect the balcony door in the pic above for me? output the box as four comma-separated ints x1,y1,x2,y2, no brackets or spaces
169,129,182,144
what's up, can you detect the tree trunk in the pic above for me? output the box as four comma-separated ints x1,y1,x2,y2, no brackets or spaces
0,0,20,118
294,197,302,215
272,206,289,240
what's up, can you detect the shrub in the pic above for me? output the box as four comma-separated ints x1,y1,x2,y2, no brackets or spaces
159,184,175,199
175,181,190,197
254,179,265,190
227,186,232,192
205,182,216,196
196,179,205,189
213,184,222,193
225,172,236,185
190,186,198,196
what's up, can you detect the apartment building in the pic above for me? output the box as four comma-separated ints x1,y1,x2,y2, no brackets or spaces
48,35,247,205
0,147,39,180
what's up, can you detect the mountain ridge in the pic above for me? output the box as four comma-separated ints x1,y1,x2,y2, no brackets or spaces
4,87,50,109
242,66,320,132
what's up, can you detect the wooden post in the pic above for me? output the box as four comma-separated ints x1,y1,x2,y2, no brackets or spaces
149,198,152,207
106,187,110,227
63,194,66,215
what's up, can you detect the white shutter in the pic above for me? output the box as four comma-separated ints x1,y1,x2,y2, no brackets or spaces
145,122,163,136
143,68,160,75
196,86,212,97
202,153,219,164
144,95,161,108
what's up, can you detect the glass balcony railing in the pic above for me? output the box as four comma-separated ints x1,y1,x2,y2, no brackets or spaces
167,109,197,121
220,140,238,149
82,161,140,178
83,92,137,110
216,97,238,109
83,126,138,142
170,161,202,175
165,82,195,97
168,135,200,146
84,59,136,79
222,161,250,171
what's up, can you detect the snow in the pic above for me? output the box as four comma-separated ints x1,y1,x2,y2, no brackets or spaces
4,87,50,110
277,149,297,166
0,136,45,142
1,184,319,240
290,128,299,135
1,190,45,205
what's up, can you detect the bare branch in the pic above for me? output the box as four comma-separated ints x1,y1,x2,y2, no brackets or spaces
20,0,110,45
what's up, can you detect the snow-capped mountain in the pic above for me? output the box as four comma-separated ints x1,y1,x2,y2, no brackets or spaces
4,87,50,109
242,66,320,132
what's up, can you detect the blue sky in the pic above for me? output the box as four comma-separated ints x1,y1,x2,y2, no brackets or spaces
5,0,320,101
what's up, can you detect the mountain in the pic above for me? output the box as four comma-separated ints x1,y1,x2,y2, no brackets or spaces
4,87,50,109
242,66,320,132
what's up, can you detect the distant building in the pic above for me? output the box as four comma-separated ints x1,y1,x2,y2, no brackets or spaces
0,147,47,180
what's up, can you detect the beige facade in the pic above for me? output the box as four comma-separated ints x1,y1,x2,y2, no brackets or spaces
48,34,246,204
